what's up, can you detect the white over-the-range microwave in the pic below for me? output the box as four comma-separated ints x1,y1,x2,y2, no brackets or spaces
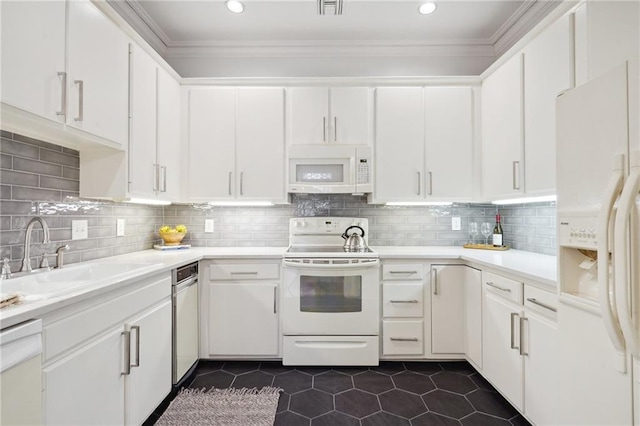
288,145,372,194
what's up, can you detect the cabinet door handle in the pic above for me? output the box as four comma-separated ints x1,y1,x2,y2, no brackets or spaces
74,80,84,122
519,316,528,356
432,268,438,295
526,297,557,313
230,271,259,275
428,172,433,195
323,117,327,141
486,282,512,292
510,312,520,350
240,171,244,196
161,166,167,193
131,325,140,367
122,330,131,375
512,161,520,190
390,337,419,342
228,171,233,195
417,171,421,195
153,164,159,192
273,286,277,314
389,271,417,275
334,117,337,141
390,299,419,304
57,72,67,117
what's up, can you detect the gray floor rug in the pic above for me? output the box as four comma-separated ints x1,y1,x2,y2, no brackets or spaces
156,387,283,426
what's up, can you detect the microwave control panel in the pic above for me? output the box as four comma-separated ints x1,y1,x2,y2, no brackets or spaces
357,159,370,184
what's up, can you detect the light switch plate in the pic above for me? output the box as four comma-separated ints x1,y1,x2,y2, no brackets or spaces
451,217,461,231
116,219,125,237
72,220,88,240
205,219,214,233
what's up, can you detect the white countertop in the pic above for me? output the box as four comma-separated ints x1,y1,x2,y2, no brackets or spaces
0,246,556,329
372,246,558,287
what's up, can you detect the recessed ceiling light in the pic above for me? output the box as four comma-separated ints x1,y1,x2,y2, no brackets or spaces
226,0,245,14
418,2,437,15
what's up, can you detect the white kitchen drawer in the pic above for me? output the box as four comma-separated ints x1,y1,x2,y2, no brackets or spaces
382,264,424,281
282,336,379,366
483,271,523,305
382,283,424,318
524,285,558,319
382,320,424,355
43,274,170,362
209,262,280,281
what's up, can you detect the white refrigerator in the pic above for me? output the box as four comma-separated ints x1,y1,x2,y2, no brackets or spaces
556,57,639,425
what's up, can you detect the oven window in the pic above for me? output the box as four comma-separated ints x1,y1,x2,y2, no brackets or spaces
300,275,362,313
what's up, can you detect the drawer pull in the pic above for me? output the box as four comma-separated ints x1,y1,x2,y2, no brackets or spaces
389,271,417,275
390,300,419,304
390,337,419,342
230,271,259,275
526,297,557,313
486,282,512,292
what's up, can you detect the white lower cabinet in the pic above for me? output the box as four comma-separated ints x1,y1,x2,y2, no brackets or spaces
482,288,524,411
41,273,171,425
430,265,465,354
481,270,559,424
203,260,280,357
381,262,425,357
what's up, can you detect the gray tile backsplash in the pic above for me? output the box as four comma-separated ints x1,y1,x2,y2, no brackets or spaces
1,133,557,270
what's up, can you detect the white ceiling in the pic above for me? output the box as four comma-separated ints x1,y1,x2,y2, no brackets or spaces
110,0,562,78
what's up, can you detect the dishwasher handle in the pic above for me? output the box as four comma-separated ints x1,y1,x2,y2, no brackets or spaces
175,276,198,293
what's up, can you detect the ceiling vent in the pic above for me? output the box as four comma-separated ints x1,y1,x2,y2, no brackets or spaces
318,0,343,15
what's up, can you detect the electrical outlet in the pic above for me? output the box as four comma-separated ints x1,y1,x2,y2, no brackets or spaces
72,220,88,240
205,219,214,233
116,219,125,237
451,217,461,231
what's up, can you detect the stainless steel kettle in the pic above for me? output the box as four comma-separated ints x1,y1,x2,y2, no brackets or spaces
341,225,368,252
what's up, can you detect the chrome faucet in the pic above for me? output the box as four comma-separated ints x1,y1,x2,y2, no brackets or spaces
20,217,51,272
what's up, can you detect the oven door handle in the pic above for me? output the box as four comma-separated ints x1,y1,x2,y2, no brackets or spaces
283,259,380,269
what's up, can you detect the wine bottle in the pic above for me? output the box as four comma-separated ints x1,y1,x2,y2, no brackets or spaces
492,214,503,247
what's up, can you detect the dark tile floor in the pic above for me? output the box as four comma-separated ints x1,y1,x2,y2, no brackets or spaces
147,361,530,426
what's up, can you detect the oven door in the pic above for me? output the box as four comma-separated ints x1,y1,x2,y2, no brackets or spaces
282,259,380,335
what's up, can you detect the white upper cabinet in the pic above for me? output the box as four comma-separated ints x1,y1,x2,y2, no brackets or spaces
375,87,475,203
1,1,66,124
289,87,370,145
1,0,129,148
129,45,158,198
425,87,474,200
482,54,524,201
374,87,425,202
156,67,182,201
128,45,181,202
188,88,236,201
574,1,640,86
236,88,286,201
66,0,129,146
187,87,286,202
523,15,571,196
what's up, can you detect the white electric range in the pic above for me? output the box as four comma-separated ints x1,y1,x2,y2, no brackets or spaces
282,217,380,366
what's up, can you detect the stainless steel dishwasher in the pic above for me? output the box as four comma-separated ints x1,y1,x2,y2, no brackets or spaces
172,262,199,385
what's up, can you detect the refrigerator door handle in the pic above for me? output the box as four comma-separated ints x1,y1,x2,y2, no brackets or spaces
614,152,640,358
597,154,627,373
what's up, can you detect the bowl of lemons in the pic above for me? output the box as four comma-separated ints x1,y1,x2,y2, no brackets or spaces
158,224,188,246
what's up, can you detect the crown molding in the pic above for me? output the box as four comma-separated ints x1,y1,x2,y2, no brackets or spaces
106,0,168,56
492,0,564,57
180,75,483,87
164,42,496,59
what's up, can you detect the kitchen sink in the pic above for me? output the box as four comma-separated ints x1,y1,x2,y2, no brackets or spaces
0,262,161,301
